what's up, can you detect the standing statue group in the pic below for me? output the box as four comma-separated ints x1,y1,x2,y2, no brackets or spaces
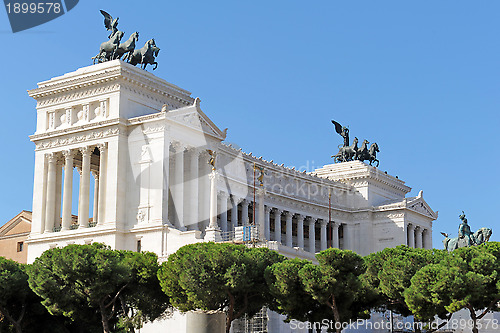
441,211,492,251
92,10,160,70
331,120,380,166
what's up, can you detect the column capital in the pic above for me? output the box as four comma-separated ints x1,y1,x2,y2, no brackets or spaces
284,211,293,219
79,146,92,156
307,217,316,226
320,219,328,226
296,214,305,222
218,190,229,199
209,170,219,181
273,208,283,215
414,225,421,231
97,142,107,153
264,205,272,213
61,149,75,160
46,152,57,163
91,170,99,179
187,146,201,155
332,221,340,230
171,141,185,152
407,223,415,230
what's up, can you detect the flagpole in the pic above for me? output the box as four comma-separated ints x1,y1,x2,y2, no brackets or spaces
253,163,256,226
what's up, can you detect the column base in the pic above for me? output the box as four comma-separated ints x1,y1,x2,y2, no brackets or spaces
204,227,222,242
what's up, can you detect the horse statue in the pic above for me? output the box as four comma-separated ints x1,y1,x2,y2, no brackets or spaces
355,139,369,161
128,39,160,70
113,32,139,60
332,137,358,162
367,142,379,166
441,227,492,252
92,30,124,64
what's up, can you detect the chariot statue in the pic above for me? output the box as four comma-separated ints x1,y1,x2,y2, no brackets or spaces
92,10,160,70
441,211,492,251
331,120,380,166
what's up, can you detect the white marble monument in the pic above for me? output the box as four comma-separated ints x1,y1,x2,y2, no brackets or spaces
26,60,437,332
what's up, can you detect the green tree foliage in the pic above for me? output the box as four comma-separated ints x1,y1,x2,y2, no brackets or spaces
363,245,446,317
27,243,170,333
405,243,500,333
265,258,333,326
158,242,283,333
298,248,372,333
0,257,70,333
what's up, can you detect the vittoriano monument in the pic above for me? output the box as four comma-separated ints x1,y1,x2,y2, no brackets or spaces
331,120,380,166
92,10,160,70
441,211,492,251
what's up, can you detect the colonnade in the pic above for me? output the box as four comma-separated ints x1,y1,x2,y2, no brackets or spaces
41,144,107,233
168,141,345,253
407,223,430,249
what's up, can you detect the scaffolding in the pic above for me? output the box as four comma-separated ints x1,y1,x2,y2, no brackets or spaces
232,307,268,333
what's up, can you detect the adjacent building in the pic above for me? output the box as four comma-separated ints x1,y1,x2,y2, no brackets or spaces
0,211,32,263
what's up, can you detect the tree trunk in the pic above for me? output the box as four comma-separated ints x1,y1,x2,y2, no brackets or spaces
0,305,23,333
468,306,479,333
329,295,342,333
12,322,22,333
99,303,111,333
226,292,235,333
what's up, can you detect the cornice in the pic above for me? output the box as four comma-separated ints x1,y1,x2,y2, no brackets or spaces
30,119,124,141
31,122,125,151
29,61,194,108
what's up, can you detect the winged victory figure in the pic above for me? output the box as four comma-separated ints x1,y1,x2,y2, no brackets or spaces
100,10,119,39
331,120,349,147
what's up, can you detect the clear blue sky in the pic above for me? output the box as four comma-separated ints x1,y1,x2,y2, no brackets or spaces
1,1,499,249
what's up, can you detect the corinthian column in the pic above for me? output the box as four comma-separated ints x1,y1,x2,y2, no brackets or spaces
78,146,91,228
407,223,415,248
92,171,99,225
172,143,185,229
308,217,316,253
97,143,107,225
257,188,266,240
189,148,199,230
209,171,219,229
44,153,57,233
320,219,328,251
219,191,228,232
415,226,423,249
274,209,282,243
297,214,304,249
241,199,249,226
285,211,293,247
61,150,74,231
332,222,340,249
264,206,272,240
230,195,239,230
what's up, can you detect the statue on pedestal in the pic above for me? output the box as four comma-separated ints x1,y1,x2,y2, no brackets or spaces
441,211,492,251
92,10,160,70
331,120,380,166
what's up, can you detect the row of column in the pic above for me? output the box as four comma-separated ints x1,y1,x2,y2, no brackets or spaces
42,144,107,233
407,223,430,249
265,207,340,253
168,142,344,253
210,190,343,253
169,143,211,230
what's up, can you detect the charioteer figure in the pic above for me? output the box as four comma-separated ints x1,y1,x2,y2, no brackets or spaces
92,10,160,70
330,120,380,166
